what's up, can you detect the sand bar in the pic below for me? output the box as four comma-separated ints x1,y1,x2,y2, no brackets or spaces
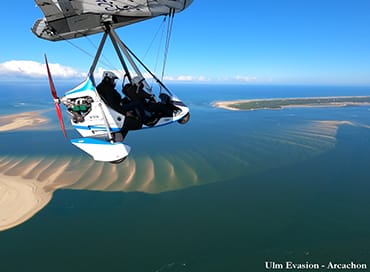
0,116,363,231
0,172,53,231
0,111,49,132
212,96,370,111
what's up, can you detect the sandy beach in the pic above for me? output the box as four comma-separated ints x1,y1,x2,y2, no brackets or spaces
212,100,252,111
0,111,49,132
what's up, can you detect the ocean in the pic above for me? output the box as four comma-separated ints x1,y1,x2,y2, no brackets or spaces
1,83,370,271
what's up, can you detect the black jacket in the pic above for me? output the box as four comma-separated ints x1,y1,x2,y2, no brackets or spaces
122,83,152,102
97,80,122,113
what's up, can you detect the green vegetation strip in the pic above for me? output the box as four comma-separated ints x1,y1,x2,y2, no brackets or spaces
231,96,370,110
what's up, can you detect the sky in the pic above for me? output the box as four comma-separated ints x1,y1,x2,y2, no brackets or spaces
1,0,370,85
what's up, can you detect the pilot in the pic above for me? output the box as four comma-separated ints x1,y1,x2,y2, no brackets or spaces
96,71,123,113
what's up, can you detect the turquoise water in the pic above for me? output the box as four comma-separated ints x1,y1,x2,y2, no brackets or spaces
1,84,370,271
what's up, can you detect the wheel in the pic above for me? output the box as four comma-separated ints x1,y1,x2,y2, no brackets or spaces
110,156,128,164
178,112,190,124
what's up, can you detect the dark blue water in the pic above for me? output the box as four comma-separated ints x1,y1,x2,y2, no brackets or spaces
1,83,370,271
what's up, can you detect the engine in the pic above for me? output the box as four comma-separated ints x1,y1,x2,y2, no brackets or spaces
64,96,94,123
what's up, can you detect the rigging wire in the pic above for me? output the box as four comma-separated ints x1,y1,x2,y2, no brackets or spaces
59,33,122,78
152,20,166,88
62,37,95,59
85,35,122,77
118,37,173,95
161,8,175,84
142,16,167,61
141,16,167,88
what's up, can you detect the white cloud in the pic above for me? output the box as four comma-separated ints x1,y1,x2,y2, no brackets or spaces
162,75,259,83
0,60,260,85
164,75,211,82
0,60,85,80
234,75,257,82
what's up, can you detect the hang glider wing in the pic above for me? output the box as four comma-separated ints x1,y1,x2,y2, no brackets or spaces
32,0,193,41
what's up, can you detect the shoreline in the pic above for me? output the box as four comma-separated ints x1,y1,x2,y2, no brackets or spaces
0,111,49,132
212,96,370,111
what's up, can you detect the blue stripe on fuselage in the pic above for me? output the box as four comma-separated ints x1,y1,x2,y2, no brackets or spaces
66,76,95,95
74,125,120,132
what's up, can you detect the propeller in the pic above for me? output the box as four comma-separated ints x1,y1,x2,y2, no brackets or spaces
44,54,67,138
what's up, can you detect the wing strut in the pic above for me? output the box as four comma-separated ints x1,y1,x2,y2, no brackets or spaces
108,28,152,90
105,24,132,83
88,31,109,84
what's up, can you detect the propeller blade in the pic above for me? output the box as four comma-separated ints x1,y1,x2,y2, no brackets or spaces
45,54,67,138
44,54,58,100
55,103,67,138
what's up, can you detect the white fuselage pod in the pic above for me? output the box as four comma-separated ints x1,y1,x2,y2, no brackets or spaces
71,138,130,162
63,76,189,137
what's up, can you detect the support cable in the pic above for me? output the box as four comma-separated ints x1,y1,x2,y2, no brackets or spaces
161,8,175,84
143,16,167,61
60,36,117,73
57,32,121,78
119,38,173,95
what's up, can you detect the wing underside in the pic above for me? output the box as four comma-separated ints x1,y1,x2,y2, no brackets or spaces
32,0,192,41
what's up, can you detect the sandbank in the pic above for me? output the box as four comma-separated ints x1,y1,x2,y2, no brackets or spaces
0,156,72,231
212,96,370,111
0,111,49,132
0,117,361,231
0,172,53,231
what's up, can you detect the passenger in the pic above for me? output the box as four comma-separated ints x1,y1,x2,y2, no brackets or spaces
122,77,176,124
122,77,154,103
96,71,123,113
121,77,155,122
